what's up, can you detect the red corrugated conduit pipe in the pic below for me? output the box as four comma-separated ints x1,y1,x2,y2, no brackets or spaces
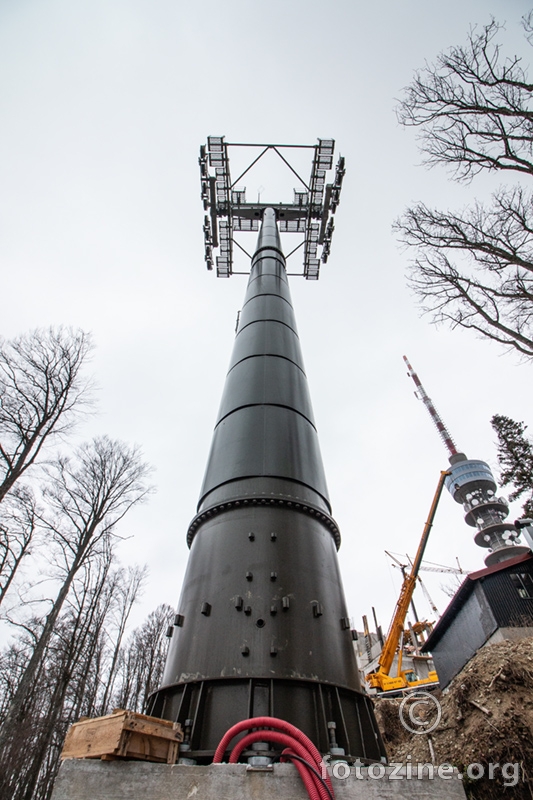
212,716,335,800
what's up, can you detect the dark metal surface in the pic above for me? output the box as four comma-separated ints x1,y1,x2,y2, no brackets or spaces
217,357,316,427
198,406,329,510
198,210,330,516
229,319,305,368
428,586,497,689
481,561,533,627
424,555,533,688
160,508,356,688
148,678,384,763
149,208,386,763
195,476,334,518
423,552,533,652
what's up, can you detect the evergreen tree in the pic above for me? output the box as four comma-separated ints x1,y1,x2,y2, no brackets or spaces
491,414,533,516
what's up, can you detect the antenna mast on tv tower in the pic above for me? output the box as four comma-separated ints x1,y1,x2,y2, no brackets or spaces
404,355,528,567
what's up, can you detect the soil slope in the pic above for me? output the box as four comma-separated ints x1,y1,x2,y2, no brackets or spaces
374,637,533,799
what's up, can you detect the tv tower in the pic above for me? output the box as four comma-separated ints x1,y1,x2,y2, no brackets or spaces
147,138,386,764
404,355,529,567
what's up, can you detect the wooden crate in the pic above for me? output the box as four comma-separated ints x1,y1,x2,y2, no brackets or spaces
61,709,184,764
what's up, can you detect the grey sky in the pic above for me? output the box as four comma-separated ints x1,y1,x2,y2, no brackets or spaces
1,0,532,638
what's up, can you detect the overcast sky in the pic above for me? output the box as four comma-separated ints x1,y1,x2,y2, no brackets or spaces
2,0,533,644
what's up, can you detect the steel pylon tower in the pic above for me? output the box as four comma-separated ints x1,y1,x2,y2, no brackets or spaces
404,355,529,567
147,139,386,764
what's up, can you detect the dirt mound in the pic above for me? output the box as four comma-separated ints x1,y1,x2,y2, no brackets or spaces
374,637,533,799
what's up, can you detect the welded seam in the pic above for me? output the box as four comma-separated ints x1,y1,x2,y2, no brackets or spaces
213,402,317,431
248,271,288,287
226,353,307,378
251,247,286,265
248,256,287,279
241,291,293,310
237,318,298,337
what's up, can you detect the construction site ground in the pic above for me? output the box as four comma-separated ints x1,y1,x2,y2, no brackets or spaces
374,637,533,799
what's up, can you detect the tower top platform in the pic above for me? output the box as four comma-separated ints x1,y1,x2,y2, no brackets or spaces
199,137,345,279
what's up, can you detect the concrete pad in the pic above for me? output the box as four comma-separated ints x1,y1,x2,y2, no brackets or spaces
51,759,467,799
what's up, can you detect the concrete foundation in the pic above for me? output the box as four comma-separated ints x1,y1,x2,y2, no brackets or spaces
51,759,467,799
486,626,533,645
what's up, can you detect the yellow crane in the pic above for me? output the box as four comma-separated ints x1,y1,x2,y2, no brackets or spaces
365,471,449,693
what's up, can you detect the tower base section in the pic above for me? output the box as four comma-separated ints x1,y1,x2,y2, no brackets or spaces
147,677,385,763
52,760,467,800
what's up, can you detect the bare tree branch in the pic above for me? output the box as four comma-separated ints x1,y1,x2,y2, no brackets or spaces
396,17,533,357
0,486,39,607
0,436,153,791
397,19,533,181
0,327,93,503
113,604,173,714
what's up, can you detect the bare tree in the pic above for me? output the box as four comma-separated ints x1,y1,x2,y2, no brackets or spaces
0,642,28,724
0,327,92,503
395,16,533,357
113,603,173,713
14,553,116,800
0,486,38,607
0,435,152,786
0,543,119,800
0,329,158,799
97,565,148,715
0,562,154,800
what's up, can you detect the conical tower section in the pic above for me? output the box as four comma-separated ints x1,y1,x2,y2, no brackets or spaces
148,208,385,763
194,208,332,525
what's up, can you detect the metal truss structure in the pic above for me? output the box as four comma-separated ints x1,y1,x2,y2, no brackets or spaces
199,137,345,279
